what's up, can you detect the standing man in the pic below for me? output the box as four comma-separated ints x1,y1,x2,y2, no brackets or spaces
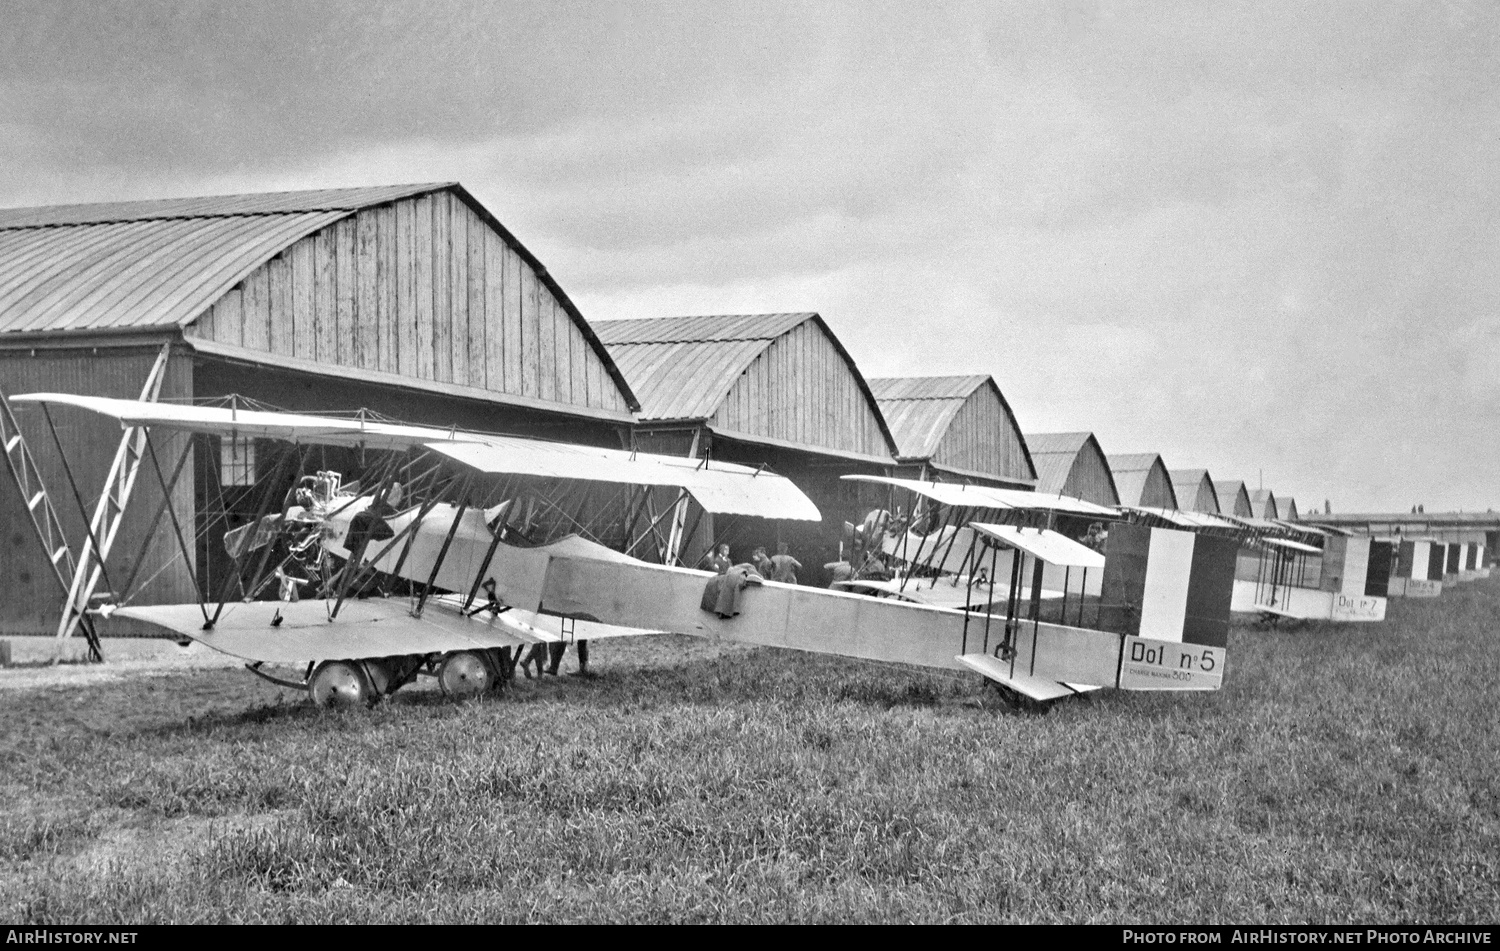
770,542,802,584
750,546,774,577
546,639,591,678
698,543,732,574
1080,522,1108,552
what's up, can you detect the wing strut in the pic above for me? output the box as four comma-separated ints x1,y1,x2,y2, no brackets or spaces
663,429,702,565
132,430,207,616
55,341,172,645
327,450,410,620
412,472,475,616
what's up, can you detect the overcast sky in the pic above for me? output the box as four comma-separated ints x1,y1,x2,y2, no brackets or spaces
3,0,1496,512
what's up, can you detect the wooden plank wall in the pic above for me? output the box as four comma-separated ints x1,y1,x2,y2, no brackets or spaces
932,386,1031,483
711,320,890,459
1063,439,1120,506
1138,461,1176,509
1191,478,1219,513
0,348,195,632
191,191,627,414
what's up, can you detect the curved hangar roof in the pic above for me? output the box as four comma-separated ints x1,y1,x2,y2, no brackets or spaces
595,313,898,465
1107,453,1179,509
1248,488,1279,519
1169,469,1222,514
0,183,638,421
1214,480,1254,517
1023,431,1120,506
867,375,1036,488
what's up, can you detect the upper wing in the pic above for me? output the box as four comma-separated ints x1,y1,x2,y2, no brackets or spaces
968,523,1106,569
840,474,1117,517
1123,506,1245,532
428,440,818,521
13,392,820,521
10,392,463,450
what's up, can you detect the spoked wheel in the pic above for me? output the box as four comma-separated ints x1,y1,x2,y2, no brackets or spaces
309,660,376,708
438,650,493,700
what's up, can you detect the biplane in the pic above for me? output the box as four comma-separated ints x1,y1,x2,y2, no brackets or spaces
1386,538,1446,598
4,391,1240,709
826,476,1237,702
1463,543,1490,581
1226,517,1389,623
1445,541,1489,584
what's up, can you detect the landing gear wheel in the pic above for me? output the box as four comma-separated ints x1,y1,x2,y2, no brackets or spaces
986,680,1051,715
309,660,375,708
438,650,493,700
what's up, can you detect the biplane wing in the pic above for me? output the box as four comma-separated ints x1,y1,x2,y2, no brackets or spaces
840,474,1118,517
969,523,1104,568
6,392,801,693
1123,506,1244,533
111,597,543,665
953,654,1100,704
1263,537,1322,555
12,393,820,522
110,596,661,667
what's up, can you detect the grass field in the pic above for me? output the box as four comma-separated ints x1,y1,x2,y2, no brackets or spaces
1,579,1497,924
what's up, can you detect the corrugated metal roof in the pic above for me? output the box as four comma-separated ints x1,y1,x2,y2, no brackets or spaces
594,313,813,345
605,338,772,421
869,375,988,461
870,374,1036,484
597,312,897,456
867,374,989,401
0,211,345,333
0,184,455,336
877,396,966,460
1171,468,1211,484
0,184,449,229
1107,453,1160,473
1024,431,1119,502
596,313,814,422
1024,431,1092,457
0,183,640,412
1028,453,1072,495
1026,432,1089,495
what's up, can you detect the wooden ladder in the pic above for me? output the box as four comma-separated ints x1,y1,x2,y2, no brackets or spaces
0,385,102,660
56,342,173,645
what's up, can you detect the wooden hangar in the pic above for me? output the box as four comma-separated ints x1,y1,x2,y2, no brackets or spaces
1106,453,1178,510
1169,469,1223,515
1021,432,1120,508
0,184,640,635
1213,480,1254,518
1248,488,1279,520
594,313,900,581
866,374,1036,490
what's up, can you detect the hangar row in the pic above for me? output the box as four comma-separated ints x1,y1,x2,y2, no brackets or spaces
0,181,1427,632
